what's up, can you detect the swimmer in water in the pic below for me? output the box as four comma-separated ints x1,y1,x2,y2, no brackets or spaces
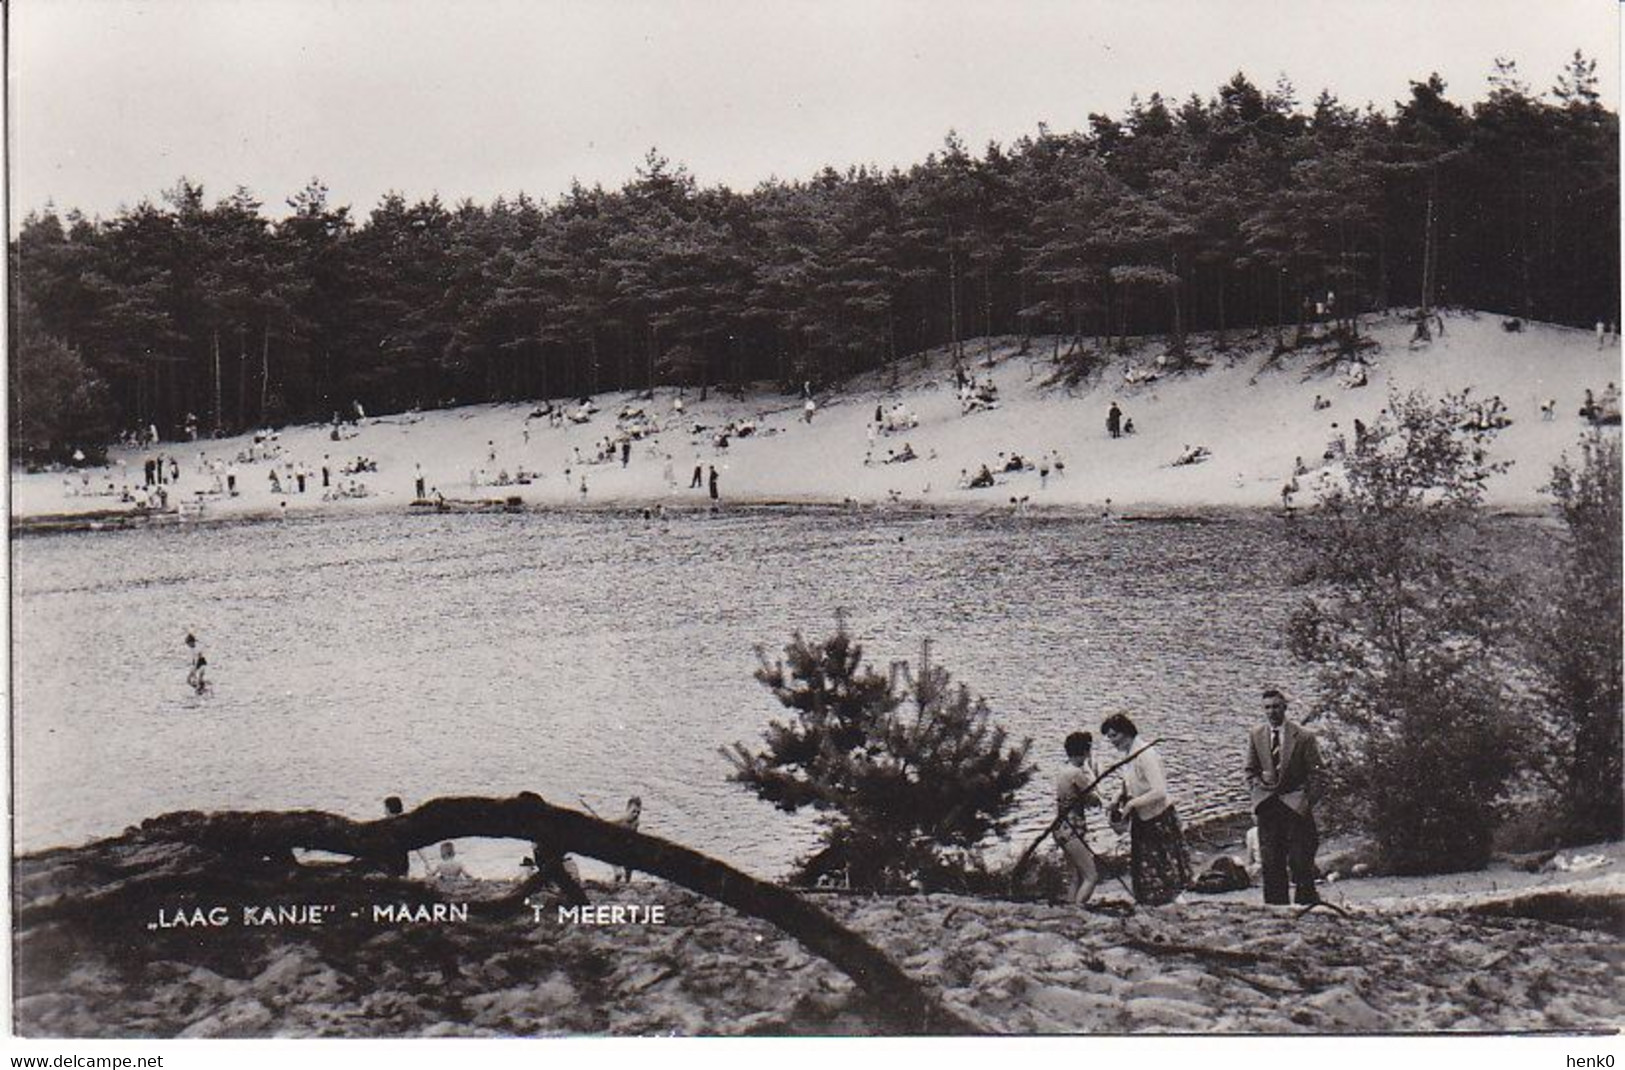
184,631,209,694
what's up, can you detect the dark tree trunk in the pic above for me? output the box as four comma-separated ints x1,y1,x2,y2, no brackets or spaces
237,328,248,430
260,327,271,424
1169,249,1186,359
212,330,223,435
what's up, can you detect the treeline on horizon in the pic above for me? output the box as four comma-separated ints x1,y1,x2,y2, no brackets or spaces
8,56,1620,455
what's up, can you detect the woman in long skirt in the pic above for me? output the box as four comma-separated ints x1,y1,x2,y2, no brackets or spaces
1101,712,1191,905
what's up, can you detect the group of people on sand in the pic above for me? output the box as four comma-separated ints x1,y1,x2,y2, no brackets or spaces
958,449,1066,491
874,402,919,434
955,367,1000,414
1580,383,1621,425
1052,689,1322,910
871,442,918,466
688,460,721,500
119,424,163,449
367,794,644,891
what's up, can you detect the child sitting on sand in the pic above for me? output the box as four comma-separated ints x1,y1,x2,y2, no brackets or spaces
433,842,469,886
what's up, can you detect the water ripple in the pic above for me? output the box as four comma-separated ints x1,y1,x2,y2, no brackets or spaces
15,509,1362,878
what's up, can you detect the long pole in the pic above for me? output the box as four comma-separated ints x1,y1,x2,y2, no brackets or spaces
1009,738,1163,885
1069,825,1138,903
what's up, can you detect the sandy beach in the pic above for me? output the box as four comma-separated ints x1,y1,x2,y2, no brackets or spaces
13,310,1621,528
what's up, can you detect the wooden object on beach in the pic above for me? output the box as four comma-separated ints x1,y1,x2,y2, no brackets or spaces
10,506,181,535
409,496,524,513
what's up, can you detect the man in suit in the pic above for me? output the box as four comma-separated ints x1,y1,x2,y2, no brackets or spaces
1246,688,1322,905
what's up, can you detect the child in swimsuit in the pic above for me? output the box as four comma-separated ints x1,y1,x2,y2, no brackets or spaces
1055,731,1102,906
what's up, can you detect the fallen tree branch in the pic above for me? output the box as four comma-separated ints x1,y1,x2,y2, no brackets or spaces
1119,936,1269,966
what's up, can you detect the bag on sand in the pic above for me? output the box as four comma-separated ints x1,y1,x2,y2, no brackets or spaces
1190,854,1250,894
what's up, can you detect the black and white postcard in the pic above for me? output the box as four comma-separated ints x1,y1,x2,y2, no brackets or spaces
7,1,1621,1062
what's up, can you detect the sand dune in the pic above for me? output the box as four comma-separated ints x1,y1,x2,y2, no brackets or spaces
14,309,1621,525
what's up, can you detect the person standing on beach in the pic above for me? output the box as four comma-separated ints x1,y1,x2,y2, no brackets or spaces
322,455,331,488
226,463,238,496
708,465,719,501
1245,689,1323,906
378,796,412,877
691,461,704,489
1055,732,1102,906
1103,713,1190,905
1107,402,1123,439
615,797,643,884
415,464,426,499
621,440,631,467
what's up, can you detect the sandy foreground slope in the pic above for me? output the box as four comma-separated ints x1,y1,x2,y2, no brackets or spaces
12,830,1622,1036
12,309,1622,523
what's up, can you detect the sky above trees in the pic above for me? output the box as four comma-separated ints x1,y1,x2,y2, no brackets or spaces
10,0,1620,225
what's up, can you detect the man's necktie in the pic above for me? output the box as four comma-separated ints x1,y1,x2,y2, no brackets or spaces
1271,729,1281,768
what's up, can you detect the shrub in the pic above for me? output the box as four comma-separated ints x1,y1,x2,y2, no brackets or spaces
1287,389,1525,874
8,296,115,462
723,623,1034,891
1527,432,1623,844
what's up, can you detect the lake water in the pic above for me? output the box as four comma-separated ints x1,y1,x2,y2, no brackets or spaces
12,507,1322,879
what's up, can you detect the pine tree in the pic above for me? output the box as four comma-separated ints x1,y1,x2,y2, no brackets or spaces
724,623,1034,890
277,179,356,422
